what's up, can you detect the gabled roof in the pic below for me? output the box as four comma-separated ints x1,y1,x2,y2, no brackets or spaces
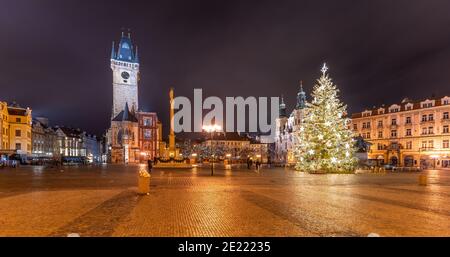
54,126,84,138
112,103,138,122
32,119,48,129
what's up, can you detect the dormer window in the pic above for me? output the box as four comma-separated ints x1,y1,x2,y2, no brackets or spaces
441,96,450,105
378,108,385,115
389,104,400,113
405,103,413,111
362,111,371,117
421,99,435,108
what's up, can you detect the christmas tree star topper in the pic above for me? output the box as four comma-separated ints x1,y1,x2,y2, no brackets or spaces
321,62,328,75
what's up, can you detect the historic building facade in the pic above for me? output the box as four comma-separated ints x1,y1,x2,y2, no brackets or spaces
109,103,140,163
194,132,270,163
0,101,8,151
351,96,450,169
31,117,58,158
274,83,306,165
137,111,159,162
53,126,101,162
0,102,32,155
106,32,160,164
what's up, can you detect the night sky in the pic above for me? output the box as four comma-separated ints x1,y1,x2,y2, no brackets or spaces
2,0,450,137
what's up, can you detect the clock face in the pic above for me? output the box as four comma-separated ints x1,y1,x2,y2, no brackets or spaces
121,71,130,79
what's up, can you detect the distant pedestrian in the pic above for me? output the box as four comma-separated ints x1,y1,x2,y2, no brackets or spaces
247,158,252,169
147,159,153,173
256,160,261,171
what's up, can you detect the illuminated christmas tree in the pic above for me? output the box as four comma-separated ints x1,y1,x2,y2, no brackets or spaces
295,63,357,173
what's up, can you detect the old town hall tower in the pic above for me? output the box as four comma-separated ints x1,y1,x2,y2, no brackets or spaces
111,31,140,117
107,32,141,164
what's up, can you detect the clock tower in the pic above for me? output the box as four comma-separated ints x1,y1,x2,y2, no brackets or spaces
110,32,140,118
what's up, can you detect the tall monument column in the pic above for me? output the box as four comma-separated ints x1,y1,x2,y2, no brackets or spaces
169,87,176,156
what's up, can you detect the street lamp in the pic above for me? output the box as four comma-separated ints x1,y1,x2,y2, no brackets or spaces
202,124,222,176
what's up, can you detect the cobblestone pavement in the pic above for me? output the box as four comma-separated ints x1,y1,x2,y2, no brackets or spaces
0,165,449,236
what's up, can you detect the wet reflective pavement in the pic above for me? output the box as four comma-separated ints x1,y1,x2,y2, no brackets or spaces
0,165,449,236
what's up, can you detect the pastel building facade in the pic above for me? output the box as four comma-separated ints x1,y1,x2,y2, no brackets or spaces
351,96,450,169
0,101,32,155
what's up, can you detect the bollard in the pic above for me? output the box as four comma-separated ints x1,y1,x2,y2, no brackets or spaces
138,169,151,194
418,174,427,186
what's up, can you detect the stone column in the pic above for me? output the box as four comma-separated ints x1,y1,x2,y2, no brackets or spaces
169,88,176,156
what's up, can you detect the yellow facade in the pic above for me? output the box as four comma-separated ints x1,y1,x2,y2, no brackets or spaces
1,102,9,150
0,101,32,155
352,96,450,169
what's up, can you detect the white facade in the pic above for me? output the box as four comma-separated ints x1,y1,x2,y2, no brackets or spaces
111,60,139,118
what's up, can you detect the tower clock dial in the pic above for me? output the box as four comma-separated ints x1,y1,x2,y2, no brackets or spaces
121,71,130,79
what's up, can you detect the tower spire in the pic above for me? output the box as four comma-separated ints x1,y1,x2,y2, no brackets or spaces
296,80,306,109
134,45,139,63
279,95,287,117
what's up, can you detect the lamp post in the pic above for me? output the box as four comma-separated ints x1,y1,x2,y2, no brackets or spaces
202,124,221,176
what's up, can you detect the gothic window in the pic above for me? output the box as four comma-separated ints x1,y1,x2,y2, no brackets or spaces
117,130,123,143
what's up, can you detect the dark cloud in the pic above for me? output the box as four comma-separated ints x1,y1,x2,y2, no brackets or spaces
1,0,450,136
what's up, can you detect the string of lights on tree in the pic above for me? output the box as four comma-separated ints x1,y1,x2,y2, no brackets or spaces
294,63,357,173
